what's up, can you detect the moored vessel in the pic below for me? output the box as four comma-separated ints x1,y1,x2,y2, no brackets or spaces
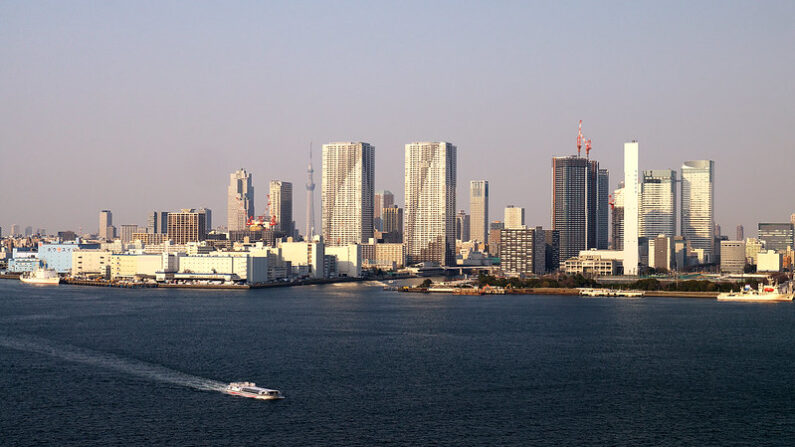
717,282,793,302
225,382,284,400
20,267,60,285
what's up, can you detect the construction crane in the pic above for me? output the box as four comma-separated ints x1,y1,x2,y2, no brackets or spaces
577,120,583,156
586,138,592,159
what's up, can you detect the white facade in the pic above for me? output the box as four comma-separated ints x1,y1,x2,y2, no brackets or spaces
279,239,325,278
98,210,112,240
228,169,255,232
469,180,489,242
681,160,715,262
405,142,457,266
757,250,782,272
72,250,113,277
321,142,375,246
325,245,362,277
504,206,525,229
623,142,639,275
270,180,293,236
177,253,268,284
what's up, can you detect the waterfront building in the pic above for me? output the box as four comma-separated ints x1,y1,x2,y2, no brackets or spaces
174,253,269,284
279,239,325,279
500,226,546,276
648,234,673,271
322,142,375,246
38,241,100,273
227,169,255,232
362,240,406,270
98,210,113,240
640,170,676,239
374,190,394,232
544,229,560,272
757,223,794,253
681,160,715,263
382,205,403,242
404,142,457,266
504,206,525,229
757,250,782,272
119,224,138,244
147,211,169,234
455,210,470,242
469,180,489,243
562,253,618,276
623,142,640,275
167,209,207,244
269,180,294,236
8,248,40,273
325,245,362,277
71,249,113,278
720,240,746,274
551,155,603,263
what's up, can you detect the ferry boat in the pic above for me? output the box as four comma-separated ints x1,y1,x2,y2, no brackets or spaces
717,282,793,302
225,382,284,400
20,267,60,285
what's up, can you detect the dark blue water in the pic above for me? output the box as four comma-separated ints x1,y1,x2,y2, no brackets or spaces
1,281,793,446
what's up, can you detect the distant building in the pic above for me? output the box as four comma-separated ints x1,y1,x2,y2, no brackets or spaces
640,169,676,239
719,240,746,274
280,239,325,279
269,180,294,237
504,206,525,230
71,249,113,278
322,142,375,246
562,254,618,276
469,180,489,243
500,227,546,276
38,241,100,273
325,245,362,277
623,142,640,275
58,231,77,242
455,210,470,242
228,169,255,232
404,142,456,266
611,182,625,250
197,208,212,235
488,228,502,257
147,211,169,234
374,190,394,232
10,224,20,237
736,225,744,242
119,224,138,244
381,205,403,243
597,168,610,250
758,223,794,253
167,210,207,244
681,160,715,262
24,226,33,236
132,232,168,246
745,238,765,265
648,234,673,271
551,155,603,263
98,210,113,240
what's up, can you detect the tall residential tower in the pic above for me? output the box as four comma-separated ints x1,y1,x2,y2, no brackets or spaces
469,180,489,243
227,169,254,232
321,142,375,246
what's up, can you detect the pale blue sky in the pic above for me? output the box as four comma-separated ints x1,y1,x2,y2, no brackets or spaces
1,1,793,235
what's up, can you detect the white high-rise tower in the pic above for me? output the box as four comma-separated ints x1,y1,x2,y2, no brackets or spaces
681,160,715,262
469,180,489,242
227,169,254,232
405,142,457,266
623,142,639,275
321,142,375,246
306,144,316,239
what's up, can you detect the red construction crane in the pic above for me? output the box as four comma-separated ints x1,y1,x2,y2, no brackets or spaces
586,138,592,159
577,120,583,156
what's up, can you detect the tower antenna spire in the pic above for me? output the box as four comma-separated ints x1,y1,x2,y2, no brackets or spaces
305,141,316,239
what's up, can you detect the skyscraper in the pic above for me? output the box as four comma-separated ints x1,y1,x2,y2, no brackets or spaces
147,211,169,234
596,168,610,249
611,182,625,250
306,144,316,239
469,181,489,243
405,142,457,266
322,142,375,246
623,142,639,275
681,160,715,262
227,169,254,232
197,208,212,235
736,225,744,241
98,210,112,240
758,223,794,253
270,180,293,236
167,209,207,244
551,156,599,262
374,190,394,232
382,205,404,243
455,210,470,242
504,206,525,229
640,169,677,239
119,224,138,244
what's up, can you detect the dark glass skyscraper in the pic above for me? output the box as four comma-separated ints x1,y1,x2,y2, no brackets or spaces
551,156,607,261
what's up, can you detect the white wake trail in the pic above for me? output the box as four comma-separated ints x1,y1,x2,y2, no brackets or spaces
0,335,226,392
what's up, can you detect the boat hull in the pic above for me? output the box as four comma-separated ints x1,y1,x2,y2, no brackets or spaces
225,390,283,400
20,277,60,285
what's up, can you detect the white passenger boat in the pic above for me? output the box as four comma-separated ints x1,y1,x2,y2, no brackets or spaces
225,382,284,400
717,282,793,302
20,267,60,285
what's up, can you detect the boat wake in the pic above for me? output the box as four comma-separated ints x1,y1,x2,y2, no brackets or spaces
0,334,226,392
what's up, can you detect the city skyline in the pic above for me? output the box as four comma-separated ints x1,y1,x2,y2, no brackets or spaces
1,2,793,235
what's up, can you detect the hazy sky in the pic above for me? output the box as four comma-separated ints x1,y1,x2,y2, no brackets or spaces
1,1,793,237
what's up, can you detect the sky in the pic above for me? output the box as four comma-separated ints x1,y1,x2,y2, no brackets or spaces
1,0,793,237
